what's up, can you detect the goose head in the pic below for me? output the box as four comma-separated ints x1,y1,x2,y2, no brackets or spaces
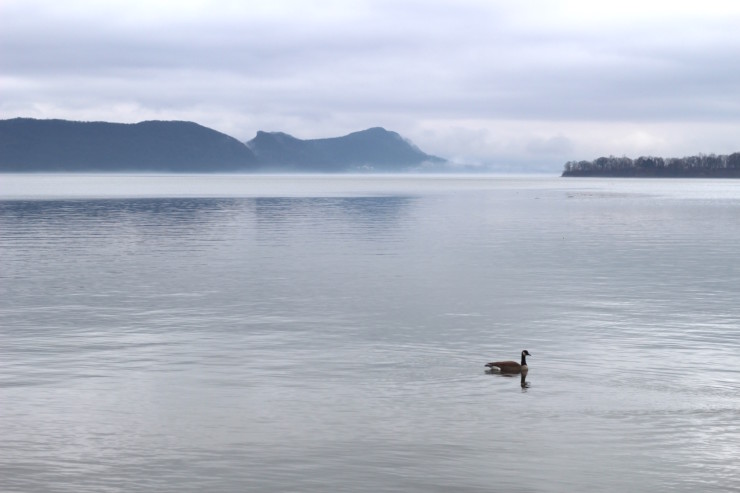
520,350,531,369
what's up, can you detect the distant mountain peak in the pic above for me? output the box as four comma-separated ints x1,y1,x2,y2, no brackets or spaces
354,126,390,134
246,127,445,172
249,131,301,144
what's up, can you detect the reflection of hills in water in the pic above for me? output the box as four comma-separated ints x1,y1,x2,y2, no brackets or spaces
1,196,415,242
255,196,413,228
1,196,416,294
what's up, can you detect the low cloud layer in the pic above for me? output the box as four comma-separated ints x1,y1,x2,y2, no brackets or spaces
2,0,739,170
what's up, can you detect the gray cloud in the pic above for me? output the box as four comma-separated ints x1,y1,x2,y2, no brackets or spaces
526,135,574,156
2,0,739,170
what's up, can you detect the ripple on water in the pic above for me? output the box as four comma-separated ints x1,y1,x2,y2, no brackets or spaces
2,177,740,492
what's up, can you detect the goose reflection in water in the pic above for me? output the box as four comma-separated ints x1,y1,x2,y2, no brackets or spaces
485,368,530,391
520,373,529,390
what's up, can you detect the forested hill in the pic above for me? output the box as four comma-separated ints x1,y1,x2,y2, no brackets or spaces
0,118,258,172
562,153,740,177
246,127,446,172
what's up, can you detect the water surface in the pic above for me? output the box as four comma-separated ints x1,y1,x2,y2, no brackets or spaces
1,174,739,492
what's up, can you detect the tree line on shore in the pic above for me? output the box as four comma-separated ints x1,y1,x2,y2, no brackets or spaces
562,152,740,177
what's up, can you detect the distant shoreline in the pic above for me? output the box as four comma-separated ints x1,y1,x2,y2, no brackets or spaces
562,152,740,178
563,170,740,178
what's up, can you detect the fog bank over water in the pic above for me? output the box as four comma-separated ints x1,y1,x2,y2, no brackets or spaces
4,173,740,201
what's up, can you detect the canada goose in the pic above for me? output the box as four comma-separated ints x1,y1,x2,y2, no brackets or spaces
485,350,531,374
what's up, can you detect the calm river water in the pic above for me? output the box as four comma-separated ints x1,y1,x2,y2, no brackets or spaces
1,174,739,492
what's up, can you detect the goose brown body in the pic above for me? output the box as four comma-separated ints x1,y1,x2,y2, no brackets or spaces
485,350,531,374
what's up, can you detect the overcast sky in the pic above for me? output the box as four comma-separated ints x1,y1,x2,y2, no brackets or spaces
2,0,739,170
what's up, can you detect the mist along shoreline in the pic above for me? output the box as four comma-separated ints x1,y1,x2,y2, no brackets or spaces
562,152,740,177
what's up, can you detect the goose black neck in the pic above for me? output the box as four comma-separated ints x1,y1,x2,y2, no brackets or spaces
521,353,527,366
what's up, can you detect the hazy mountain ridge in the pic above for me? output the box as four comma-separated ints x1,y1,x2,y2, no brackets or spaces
0,118,258,172
247,127,446,172
0,118,446,172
